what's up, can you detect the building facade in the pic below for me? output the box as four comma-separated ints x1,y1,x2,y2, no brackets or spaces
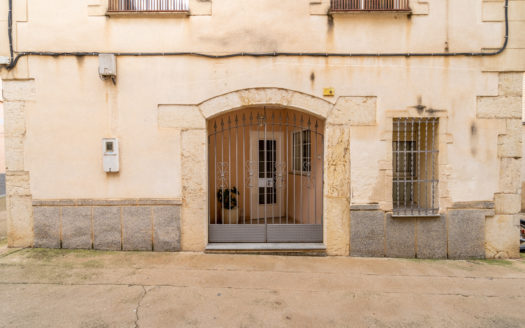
1,0,524,258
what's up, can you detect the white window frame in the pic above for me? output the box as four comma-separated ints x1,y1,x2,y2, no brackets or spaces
291,129,312,174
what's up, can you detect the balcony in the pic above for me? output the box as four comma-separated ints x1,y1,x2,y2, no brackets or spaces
330,0,411,12
107,0,189,16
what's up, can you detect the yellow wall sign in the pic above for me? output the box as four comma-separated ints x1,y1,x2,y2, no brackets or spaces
323,88,335,96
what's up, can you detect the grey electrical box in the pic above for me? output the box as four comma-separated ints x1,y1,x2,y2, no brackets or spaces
98,54,116,77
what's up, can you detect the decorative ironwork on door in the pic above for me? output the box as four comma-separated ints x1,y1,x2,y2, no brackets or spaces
208,107,325,243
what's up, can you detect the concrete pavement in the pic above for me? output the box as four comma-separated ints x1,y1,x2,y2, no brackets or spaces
0,248,524,328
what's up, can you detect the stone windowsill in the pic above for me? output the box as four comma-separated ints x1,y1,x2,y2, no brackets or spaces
391,214,441,218
106,10,190,17
350,204,381,211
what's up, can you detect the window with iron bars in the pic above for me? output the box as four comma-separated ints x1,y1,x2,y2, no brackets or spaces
393,118,439,217
330,0,410,12
108,0,189,12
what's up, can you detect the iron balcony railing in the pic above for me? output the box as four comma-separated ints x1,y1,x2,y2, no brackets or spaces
108,0,189,12
331,0,410,11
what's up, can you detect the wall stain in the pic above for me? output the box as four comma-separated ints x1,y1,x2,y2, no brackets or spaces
326,12,334,50
470,121,478,156
327,14,334,31
75,55,85,67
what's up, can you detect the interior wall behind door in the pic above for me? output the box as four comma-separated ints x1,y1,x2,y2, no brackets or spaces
208,107,324,225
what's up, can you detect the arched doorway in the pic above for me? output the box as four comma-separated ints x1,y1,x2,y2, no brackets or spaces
208,106,324,243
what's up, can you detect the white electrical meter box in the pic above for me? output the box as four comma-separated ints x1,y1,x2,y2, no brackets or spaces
98,54,117,77
102,138,119,173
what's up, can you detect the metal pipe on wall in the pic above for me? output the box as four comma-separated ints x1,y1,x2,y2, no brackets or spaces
4,0,510,70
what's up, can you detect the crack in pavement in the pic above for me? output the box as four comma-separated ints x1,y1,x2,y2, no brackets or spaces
134,285,148,328
0,281,523,299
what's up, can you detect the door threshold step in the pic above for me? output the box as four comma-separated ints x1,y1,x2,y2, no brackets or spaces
205,243,326,255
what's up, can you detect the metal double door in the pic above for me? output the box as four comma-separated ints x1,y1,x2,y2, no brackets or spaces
208,107,324,243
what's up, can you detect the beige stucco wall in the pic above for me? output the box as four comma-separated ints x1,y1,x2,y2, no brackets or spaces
19,55,503,204
1,0,524,256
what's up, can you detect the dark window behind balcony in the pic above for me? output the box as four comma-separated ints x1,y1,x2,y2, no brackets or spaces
108,0,189,12
331,0,410,11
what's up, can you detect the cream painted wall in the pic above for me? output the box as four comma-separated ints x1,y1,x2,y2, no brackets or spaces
24,57,182,199
0,0,520,204
21,54,502,204
13,0,503,54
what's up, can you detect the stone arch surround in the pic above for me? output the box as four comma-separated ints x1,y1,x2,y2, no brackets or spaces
165,88,369,255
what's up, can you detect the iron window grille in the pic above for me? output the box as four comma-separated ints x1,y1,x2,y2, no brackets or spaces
393,118,439,217
330,0,410,12
292,130,312,174
108,0,189,12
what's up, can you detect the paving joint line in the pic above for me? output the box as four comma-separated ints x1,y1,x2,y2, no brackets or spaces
0,281,524,299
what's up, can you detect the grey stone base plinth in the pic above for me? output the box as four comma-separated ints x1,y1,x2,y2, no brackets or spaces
385,214,416,258
348,206,491,259
350,210,385,257
122,207,152,251
417,215,447,259
447,209,485,259
33,207,60,248
32,199,181,252
153,206,181,251
93,206,121,251
62,207,92,249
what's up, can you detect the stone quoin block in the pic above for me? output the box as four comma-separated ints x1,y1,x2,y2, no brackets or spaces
325,126,351,199
477,96,522,119
122,206,152,251
330,96,377,126
153,206,181,251
62,207,92,249
350,210,385,257
485,214,520,259
3,101,26,136
499,158,521,194
6,172,31,196
181,129,208,251
497,133,522,158
5,136,25,171
33,206,61,248
495,193,521,215
447,209,485,259
498,72,523,96
385,214,416,258
324,196,351,255
416,215,447,259
93,206,121,251
7,195,33,247
1,80,36,101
